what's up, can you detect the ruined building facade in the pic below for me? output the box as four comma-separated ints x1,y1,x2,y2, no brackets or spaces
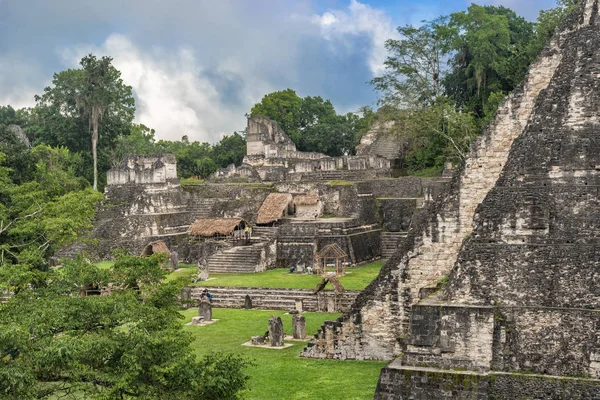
303,0,600,397
212,116,391,182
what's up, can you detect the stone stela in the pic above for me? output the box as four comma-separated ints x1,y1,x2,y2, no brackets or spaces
292,315,306,340
268,316,284,347
198,301,212,321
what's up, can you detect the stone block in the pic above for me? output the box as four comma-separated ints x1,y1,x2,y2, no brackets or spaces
198,302,212,321
268,316,284,347
168,251,178,271
252,335,266,345
244,294,253,309
292,315,306,339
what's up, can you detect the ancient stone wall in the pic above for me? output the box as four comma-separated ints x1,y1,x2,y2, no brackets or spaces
374,365,600,400
107,154,178,185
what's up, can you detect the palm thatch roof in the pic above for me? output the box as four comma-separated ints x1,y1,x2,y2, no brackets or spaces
316,243,347,259
294,195,320,206
188,218,248,237
257,193,293,224
140,240,170,257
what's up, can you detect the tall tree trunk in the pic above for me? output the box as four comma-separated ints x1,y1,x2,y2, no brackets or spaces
92,109,99,191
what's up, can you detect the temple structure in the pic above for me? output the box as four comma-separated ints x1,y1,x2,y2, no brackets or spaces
302,1,600,397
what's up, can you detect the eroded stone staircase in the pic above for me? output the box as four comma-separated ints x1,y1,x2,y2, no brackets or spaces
188,198,215,217
251,226,278,240
206,243,265,273
380,231,408,258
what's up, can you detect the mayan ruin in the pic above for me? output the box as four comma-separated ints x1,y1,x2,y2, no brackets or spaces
0,0,599,398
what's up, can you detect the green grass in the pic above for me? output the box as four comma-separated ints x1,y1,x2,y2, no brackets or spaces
328,180,356,186
180,177,204,186
183,308,386,399
407,166,443,177
192,260,384,291
94,261,114,270
165,263,197,281
93,259,384,290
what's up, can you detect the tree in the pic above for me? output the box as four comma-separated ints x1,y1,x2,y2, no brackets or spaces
108,124,157,167
249,89,302,136
212,133,246,168
249,90,369,156
0,145,100,269
444,5,536,118
0,254,252,399
37,54,135,190
371,17,453,108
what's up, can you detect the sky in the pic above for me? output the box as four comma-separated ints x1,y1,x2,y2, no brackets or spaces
0,0,558,143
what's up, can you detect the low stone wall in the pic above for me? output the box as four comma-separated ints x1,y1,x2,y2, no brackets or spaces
374,365,600,400
400,303,600,378
185,286,360,313
376,198,418,232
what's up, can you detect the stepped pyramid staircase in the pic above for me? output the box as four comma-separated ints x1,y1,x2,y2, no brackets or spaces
380,231,408,258
369,134,403,161
251,226,278,240
206,243,267,274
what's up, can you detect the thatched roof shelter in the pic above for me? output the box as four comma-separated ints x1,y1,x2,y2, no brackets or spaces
140,240,171,257
294,195,320,206
257,193,293,224
188,218,248,237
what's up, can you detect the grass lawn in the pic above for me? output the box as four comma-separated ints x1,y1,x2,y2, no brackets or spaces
192,260,384,291
94,260,384,290
94,261,114,270
183,308,386,399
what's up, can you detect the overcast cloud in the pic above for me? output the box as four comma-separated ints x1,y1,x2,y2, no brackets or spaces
0,0,559,143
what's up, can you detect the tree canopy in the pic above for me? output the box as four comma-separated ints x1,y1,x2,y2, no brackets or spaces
36,55,135,190
0,253,251,399
249,89,373,157
370,0,576,174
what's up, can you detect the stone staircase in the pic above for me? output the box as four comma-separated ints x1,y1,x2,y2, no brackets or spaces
369,135,403,161
293,170,390,182
188,286,360,312
206,243,265,273
189,198,215,217
251,226,278,240
381,231,408,258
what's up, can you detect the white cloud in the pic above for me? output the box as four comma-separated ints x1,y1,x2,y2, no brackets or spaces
0,56,45,109
312,0,399,76
60,34,264,143
1,0,398,143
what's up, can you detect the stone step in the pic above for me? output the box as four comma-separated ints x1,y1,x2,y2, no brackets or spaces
381,232,408,257
206,244,267,274
187,285,360,312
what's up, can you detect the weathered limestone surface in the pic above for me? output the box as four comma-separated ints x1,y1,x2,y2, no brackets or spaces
198,302,212,321
302,0,592,363
367,1,600,398
268,316,284,347
212,117,392,182
374,363,600,400
292,315,306,339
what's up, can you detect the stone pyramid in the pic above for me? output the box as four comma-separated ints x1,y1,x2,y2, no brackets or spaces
303,0,600,397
